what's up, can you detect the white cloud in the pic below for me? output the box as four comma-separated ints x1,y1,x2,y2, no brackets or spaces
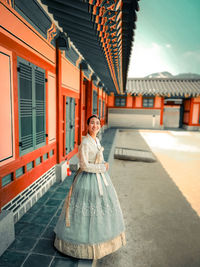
128,42,176,77
183,50,200,61
152,42,161,49
166,44,171,48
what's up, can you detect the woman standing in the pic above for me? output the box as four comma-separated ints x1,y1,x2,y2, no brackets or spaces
54,115,126,259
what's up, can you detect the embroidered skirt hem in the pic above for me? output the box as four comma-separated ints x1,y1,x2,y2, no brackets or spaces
54,232,126,260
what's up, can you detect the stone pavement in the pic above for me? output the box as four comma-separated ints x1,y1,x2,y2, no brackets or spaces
97,129,200,267
1,128,200,267
0,173,81,267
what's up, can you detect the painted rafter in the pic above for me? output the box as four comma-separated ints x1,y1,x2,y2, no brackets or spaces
40,0,139,94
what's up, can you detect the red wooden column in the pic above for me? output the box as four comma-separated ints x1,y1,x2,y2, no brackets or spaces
188,98,194,126
97,86,99,117
56,46,63,163
126,94,133,108
79,69,84,144
101,90,105,125
104,91,107,124
160,97,164,126
105,93,109,123
107,92,115,107
132,96,136,108
82,80,88,136
12,52,20,159
86,80,93,119
74,98,79,149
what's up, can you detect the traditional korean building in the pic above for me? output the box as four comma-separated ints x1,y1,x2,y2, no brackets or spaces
0,0,139,255
108,78,200,130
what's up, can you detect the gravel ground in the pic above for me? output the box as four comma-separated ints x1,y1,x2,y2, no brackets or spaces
96,130,200,267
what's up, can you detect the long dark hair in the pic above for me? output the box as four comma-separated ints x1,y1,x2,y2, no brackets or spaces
87,114,100,125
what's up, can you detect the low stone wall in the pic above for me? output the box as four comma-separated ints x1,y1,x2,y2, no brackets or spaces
108,108,162,129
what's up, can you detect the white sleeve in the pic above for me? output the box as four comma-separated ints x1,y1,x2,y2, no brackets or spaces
79,143,106,173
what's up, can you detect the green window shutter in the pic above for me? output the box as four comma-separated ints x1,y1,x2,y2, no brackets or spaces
121,98,126,106
18,57,46,156
65,97,75,154
65,97,70,154
115,97,120,106
102,101,105,118
92,90,97,114
34,68,46,148
70,98,75,151
99,99,101,119
18,61,34,154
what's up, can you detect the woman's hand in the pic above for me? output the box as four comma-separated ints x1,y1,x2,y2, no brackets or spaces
104,162,109,171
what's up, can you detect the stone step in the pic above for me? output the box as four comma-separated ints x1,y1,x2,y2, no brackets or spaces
114,147,156,162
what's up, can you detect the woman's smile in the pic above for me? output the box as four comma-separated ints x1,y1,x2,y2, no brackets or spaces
88,117,100,137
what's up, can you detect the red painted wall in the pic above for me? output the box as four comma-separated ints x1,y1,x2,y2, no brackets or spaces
0,46,15,167
107,94,115,107
0,3,87,209
191,97,200,126
0,4,57,209
126,95,133,107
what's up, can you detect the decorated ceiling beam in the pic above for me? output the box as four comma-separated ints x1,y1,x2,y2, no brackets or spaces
40,0,139,94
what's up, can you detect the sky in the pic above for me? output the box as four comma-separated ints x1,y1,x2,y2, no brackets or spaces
128,0,200,78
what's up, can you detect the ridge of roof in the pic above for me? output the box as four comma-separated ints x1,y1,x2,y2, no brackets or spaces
128,78,200,81
126,78,200,97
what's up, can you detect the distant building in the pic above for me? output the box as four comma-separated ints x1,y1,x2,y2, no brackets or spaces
107,78,200,130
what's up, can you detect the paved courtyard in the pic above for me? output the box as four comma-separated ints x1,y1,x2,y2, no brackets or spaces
97,129,200,267
1,128,200,267
140,129,200,216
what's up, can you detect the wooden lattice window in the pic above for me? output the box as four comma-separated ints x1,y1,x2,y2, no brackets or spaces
115,97,126,107
143,97,154,107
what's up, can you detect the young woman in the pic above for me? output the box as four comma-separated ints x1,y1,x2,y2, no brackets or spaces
54,115,126,259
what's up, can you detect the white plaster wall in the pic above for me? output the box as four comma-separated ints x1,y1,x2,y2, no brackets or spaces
108,109,161,129
163,107,180,128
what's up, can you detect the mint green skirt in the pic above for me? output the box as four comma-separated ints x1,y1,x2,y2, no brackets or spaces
54,171,126,259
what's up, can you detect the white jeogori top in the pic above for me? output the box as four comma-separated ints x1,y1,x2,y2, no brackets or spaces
78,134,109,196
78,134,106,173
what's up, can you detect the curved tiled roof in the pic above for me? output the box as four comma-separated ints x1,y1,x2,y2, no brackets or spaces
126,78,200,97
40,0,140,94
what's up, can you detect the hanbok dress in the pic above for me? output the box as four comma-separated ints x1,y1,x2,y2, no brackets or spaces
54,134,126,259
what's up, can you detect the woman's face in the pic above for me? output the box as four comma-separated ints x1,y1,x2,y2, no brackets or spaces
88,117,101,136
